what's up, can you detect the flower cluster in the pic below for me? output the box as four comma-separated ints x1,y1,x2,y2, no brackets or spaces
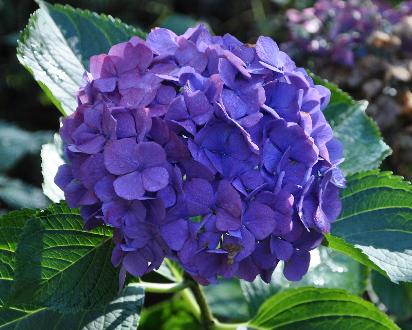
284,0,412,66
55,25,345,284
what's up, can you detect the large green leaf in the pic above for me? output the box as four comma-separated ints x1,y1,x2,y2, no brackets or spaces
9,203,118,312
325,101,390,175
371,271,412,321
249,287,398,330
311,73,391,175
327,170,412,283
323,235,385,275
0,284,144,330
0,210,35,307
240,247,368,315
17,0,145,116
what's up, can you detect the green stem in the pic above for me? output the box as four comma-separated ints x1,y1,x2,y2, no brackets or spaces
165,259,201,318
138,280,189,293
163,259,249,330
190,280,215,330
213,320,248,330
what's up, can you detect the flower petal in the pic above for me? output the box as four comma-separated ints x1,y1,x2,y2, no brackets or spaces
141,166,169,192
113,171,145,200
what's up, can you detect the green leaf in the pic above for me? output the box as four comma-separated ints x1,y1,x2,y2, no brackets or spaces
0,209,35,307
240,246,368,315
40,134,65,203
0,284,144,330
323,235,385,275
0,121,51,172
325,101,390,175
311,73,391,175
17,0,145,116
0,176,49,210
249,287,398,330
371,271,412,321
327,170,412,283
9,203,118,312
204,279,250,322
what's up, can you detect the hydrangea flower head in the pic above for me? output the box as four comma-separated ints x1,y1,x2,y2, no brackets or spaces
55,25,345,284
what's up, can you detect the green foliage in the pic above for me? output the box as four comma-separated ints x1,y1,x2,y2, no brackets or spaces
249,287,398,330
371,271,412,322
0,209,35,307
240,246,368,315
0,284,144,330
17,0,145,116
327,170,412,283
7,203,118,312
325,101,391,175
139,298,200,330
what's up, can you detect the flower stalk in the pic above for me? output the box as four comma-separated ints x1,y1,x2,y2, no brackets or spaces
137,280,189,293
189,279,215,330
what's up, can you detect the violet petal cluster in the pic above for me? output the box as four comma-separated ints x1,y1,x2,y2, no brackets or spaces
284,0,412,66
55,25,345,284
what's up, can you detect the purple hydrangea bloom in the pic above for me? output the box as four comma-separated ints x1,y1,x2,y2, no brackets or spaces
56,25,345,284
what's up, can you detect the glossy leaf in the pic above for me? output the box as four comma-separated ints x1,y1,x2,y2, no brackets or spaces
325,101,390,175
249,287,398,330
241,247,368,315
9,203,118,312
17,0,145,116
0,209,35,307
0,284,144,330
371,271,412,321
328,170,412,283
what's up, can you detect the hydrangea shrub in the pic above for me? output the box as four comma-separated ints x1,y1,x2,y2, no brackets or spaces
2,1,412,329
